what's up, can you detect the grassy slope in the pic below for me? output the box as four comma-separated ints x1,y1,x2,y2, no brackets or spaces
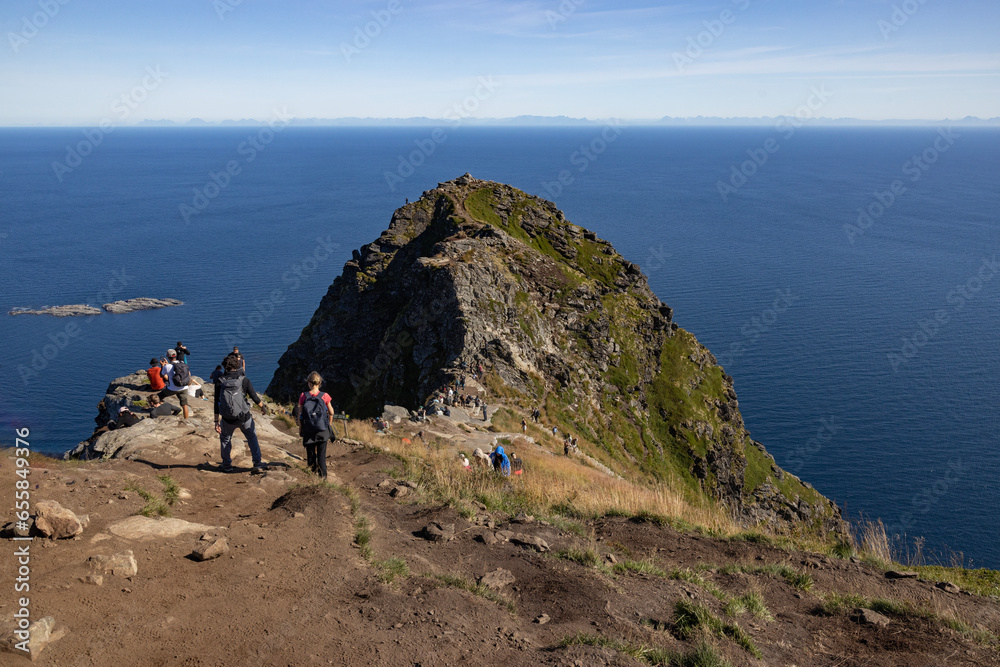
464,186,834,530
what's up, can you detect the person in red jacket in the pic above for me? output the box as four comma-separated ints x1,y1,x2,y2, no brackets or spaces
147,358,165,391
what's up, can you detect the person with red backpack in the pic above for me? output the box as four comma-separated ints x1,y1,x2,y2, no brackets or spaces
296,371,333,480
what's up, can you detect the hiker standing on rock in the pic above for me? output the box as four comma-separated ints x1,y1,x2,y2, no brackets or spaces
231,346,246,374
482,402,489,422
214,354,268,473
159,350,191,419
521,418,527,434
296,371,333,481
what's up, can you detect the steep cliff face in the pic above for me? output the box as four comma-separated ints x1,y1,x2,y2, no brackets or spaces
268,174,844,534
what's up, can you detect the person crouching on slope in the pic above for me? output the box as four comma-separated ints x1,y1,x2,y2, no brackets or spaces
491,445,511,477
214,354,268,473
296,371,333,481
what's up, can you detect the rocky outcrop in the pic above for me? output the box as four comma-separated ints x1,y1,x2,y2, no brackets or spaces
8,305,102,317
8,298,182,316
66,372,297,466
267,174,846,535
102,297,183,313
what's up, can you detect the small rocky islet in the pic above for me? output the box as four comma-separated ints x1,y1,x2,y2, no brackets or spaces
8,297,183,317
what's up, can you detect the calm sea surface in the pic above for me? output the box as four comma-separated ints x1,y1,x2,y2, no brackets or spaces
1,127,997,566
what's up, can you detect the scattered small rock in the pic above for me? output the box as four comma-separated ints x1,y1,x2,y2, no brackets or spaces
390,486,409,498
852,608,890,628
478,568,515,591
79,574,103,586
88,550,138,577
511,533,549,553
606,554,618,565
420,523,455,542
477,531,499,545
0,616,67,660
511,513,535,524
191,537,229,561
534,614,550,625
936,581,961,594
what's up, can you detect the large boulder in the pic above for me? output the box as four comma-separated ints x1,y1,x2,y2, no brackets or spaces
107,516,219,541
33,500,84,539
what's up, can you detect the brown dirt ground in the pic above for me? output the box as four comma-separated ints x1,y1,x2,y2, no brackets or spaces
2,429,1000,667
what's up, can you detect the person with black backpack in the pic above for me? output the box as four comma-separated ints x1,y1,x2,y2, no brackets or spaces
158,349,191,419
295,371,333,480
214,354,268,473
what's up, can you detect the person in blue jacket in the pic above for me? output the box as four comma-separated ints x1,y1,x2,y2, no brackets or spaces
491,445,511,477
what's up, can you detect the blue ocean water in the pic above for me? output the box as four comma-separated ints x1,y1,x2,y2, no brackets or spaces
1,126,997,566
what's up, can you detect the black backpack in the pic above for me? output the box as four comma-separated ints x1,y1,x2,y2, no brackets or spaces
171,361,191,387
300,393,330,436
219,375,250,422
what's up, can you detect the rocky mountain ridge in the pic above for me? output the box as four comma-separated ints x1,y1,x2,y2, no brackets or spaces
267,174,844,535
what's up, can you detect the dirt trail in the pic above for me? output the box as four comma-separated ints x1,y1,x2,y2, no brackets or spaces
3,373,1000,665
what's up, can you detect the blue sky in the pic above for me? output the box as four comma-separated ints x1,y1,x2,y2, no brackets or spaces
1,0,997,124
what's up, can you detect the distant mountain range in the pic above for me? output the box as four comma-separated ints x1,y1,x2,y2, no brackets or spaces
130,115,1000,128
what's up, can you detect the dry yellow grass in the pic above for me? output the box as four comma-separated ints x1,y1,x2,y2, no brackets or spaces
856,517,893,565
344,419,738,534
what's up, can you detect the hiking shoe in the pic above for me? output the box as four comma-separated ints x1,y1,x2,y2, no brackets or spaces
219,464,234,473
250,464,267,475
